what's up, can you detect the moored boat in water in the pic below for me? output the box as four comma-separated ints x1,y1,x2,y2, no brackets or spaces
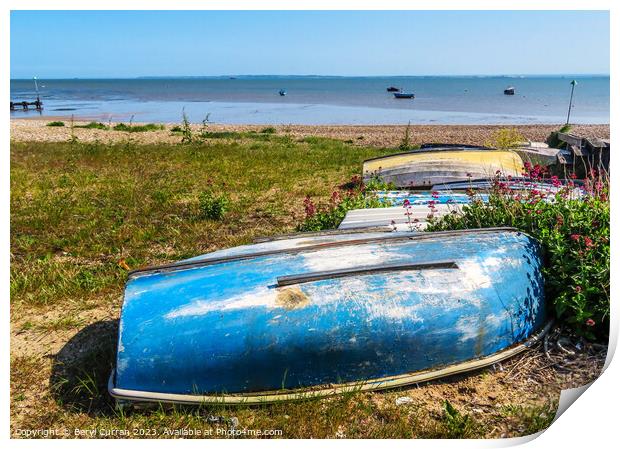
363,146,524,188
109,228,547,405
393,92,415,99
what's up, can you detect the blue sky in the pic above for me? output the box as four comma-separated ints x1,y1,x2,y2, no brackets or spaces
10,10,610,78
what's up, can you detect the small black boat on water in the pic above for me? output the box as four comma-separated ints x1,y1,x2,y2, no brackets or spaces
504,86,515,95
394,92,415,99
386,86,400,92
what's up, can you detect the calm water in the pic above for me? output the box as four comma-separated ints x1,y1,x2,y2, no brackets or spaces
10,76,609,125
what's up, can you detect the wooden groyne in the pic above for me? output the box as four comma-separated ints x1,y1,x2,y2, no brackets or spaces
10,99,43,111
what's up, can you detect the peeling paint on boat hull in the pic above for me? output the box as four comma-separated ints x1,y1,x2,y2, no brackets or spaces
363,150,523,188
112,228,546,400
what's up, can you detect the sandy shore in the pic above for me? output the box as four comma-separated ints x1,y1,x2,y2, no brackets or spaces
11,119,609,148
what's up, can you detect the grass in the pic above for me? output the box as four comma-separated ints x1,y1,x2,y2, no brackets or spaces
47,121,65,127
75,122,109,130
21,316,85,333
11,137,394,308
10,135,566,438
112,123,164,132
499,402,557,435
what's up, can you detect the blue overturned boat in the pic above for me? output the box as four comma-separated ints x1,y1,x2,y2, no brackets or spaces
373,190,489,207
109,228,548,405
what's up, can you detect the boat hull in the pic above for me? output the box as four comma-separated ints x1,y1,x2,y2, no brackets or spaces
363,150,524,188
373,190,489,206
111,228,546,402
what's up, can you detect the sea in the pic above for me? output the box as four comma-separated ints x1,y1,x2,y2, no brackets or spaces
10,76,609,125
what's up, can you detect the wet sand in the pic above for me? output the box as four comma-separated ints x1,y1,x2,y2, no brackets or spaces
10,118,609,148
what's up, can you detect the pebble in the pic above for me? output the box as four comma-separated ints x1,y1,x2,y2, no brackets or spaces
395,396,414,406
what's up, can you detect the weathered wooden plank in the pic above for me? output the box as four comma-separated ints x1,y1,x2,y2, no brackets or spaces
557,132,583,147
571,144,585,157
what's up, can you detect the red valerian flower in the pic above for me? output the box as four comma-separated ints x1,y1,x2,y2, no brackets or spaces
330,191,341,204
575,286,582,293
403,199,411,207
303,196,316,217
569,172,577,179
570,234,581,242
583,236,594,248
586,319,595,327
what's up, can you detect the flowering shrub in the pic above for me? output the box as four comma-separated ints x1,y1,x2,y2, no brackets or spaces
485,128,525,150
427,165,609,341
298,176,391,231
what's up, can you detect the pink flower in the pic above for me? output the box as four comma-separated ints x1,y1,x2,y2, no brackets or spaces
586,319,595,327
303,197,316,217
570,234,581,242
330,191,341,204
583,236,594,248
403,199,411,207
575,286,582,293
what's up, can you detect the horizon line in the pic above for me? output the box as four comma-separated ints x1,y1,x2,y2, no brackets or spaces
10,73,611,81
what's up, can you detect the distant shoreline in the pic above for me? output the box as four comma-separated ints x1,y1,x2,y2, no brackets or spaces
10,74,611,81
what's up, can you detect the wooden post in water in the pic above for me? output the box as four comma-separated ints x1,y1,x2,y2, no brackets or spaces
566,79,577,125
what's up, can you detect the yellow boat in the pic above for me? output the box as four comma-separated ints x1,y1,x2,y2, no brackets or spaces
363,146,524,188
